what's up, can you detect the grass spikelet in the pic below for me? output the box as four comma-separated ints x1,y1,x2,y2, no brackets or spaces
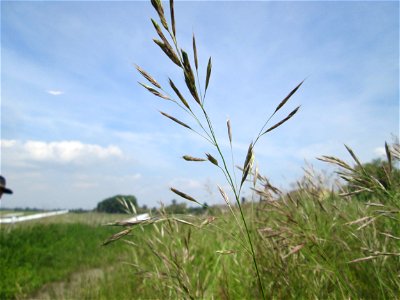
160,111,191,129
169,78,190,110
170,187,200,204
151,19,170,46
217,185,230,205
317,155,354,171
193,34,198,71
227,119,232,144
274,80,304,113
345,144,364,170
262,106,300,135
283,244,305,259
135,64,161,89
103,228,131,246
182,155,206,162
153,39,181,67
139,82,170,100
205,57,212,92
169,0,176,37
200,216,216,227
206,153,219,166
241,143,254,186
151,0,168,30
385,142,392,173
181,50,201,104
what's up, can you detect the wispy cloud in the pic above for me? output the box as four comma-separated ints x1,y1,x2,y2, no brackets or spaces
46,90,64,96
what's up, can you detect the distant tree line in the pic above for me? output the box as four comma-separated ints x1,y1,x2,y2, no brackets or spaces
95,195,211,215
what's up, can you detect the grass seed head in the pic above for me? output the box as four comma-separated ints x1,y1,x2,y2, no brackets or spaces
135,64,161,89
169,78,190,110
206,153,219,166
170,187,200,205
274,80,304,113
153,39,181,67
181,50,201,104
193,34,198,71
205,57,212,91
169,0,176,37
139,82,170,100
227,119,232,144
151,0,169,30
160,111,191,129
182,155,206,162
217,185,230,205
263,106,300,135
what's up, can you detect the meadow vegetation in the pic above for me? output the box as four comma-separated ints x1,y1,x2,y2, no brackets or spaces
1,1,398,299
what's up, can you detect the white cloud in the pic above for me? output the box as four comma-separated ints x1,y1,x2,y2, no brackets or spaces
1,139,17,148
46,90,64,96
374,147,386,158
2,139,123,164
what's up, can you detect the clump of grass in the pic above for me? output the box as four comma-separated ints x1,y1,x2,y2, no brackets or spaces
251,141,400,298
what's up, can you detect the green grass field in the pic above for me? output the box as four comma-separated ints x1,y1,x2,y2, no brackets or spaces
1,191,399,300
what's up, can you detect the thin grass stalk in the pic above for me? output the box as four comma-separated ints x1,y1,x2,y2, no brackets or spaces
200,105,266,299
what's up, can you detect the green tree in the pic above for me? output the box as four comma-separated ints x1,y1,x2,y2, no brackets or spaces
349,158,400,201
96,195,138,214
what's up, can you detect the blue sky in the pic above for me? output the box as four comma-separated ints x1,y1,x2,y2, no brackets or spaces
1,1,398,210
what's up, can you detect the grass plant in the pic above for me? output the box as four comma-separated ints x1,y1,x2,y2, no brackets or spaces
127,1,303,297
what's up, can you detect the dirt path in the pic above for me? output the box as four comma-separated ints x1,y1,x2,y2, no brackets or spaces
26,267,108,300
